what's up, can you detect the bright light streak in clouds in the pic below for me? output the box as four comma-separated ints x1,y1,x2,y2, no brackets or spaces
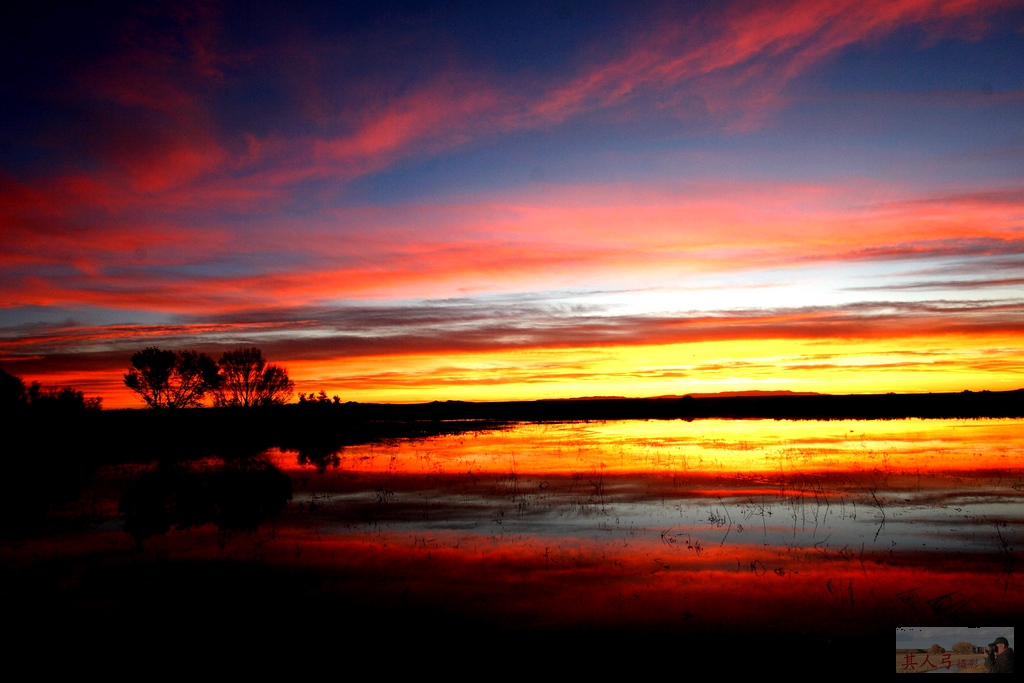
1,1,1022,404
5,183,1022,310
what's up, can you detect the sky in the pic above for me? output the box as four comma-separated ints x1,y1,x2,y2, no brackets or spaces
2,0,1023,408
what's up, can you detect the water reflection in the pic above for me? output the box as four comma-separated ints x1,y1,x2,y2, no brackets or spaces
120,453,291,542
268,418,1023,637
9,417,1022,652
277,419,1024,555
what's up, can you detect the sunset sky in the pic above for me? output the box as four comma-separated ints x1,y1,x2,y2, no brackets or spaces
2,1,1023,407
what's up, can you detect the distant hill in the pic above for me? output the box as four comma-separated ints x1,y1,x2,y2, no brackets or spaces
546,390,823,401
657,390,823,399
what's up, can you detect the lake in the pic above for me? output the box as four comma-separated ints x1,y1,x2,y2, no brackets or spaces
4,417,1022,663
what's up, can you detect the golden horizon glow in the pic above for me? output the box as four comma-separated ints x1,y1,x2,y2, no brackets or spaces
24,331,1020,409
284,335,1024,406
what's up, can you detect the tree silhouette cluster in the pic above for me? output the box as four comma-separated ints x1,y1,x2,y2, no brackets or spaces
124,347,294,408
297,390,341,405
1,367,104,536
1,366,102,411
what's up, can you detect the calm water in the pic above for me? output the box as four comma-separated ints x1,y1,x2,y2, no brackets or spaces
277,418,1024,551
17,418,1024,641
239,418,1022,636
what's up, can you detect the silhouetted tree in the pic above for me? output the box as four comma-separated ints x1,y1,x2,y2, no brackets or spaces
929,643,945,654
952,641,975,654
124,347,221,408
216,347,294,407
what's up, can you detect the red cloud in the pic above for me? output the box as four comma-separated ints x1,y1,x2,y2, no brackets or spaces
528,0,1016,128
3,179,1022,314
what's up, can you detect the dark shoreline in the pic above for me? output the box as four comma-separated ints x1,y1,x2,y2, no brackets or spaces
23,388,1018,467
92,387,1024,431
8,388,1021,483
